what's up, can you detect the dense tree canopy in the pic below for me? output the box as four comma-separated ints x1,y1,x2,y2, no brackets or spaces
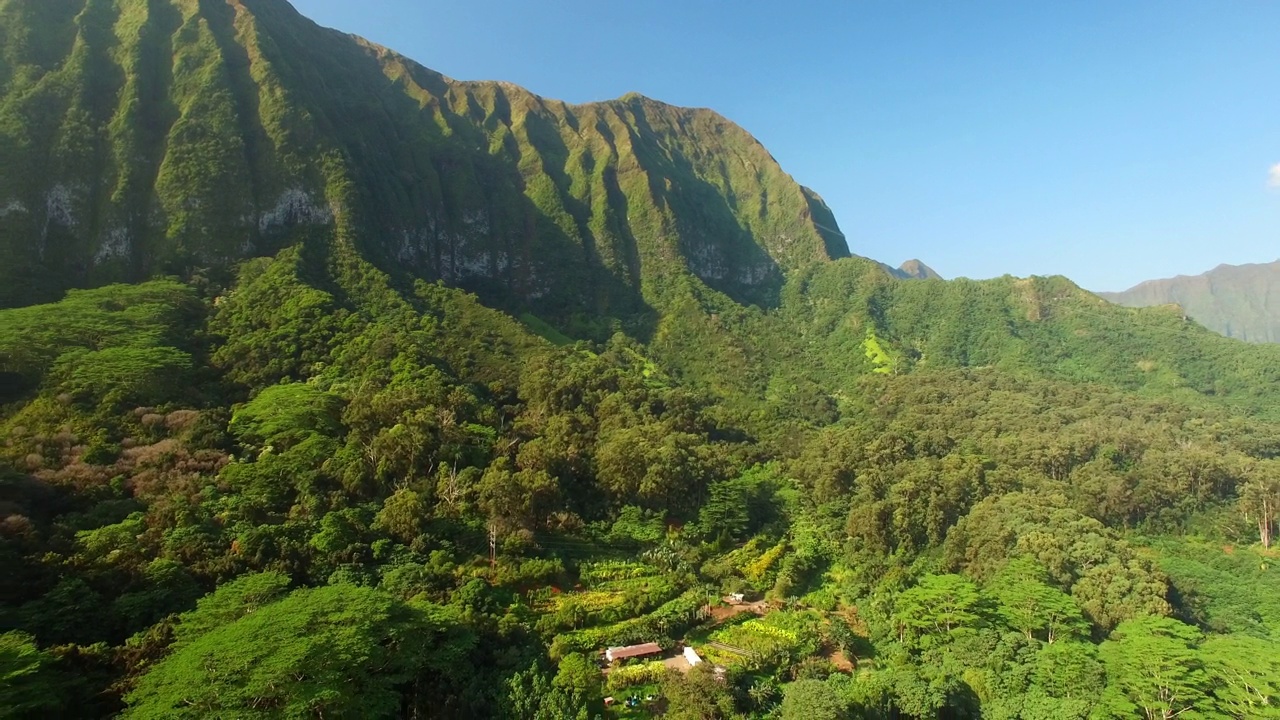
2,240,1279,719
124,584,468,719
4,2,1280,715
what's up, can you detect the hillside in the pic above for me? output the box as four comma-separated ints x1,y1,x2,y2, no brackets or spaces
6,248,1280,719
1099,260,1280,343
3,2,1280,719
6,0,1275,421
0,0,846,322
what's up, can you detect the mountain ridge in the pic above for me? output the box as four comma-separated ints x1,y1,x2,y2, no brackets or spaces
886,259,942,280
1099,259,1280,343
0,0,847,320
3,0,1279,421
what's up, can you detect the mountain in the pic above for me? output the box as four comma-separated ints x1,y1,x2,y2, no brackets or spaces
1099,261,1280,343
4,3,1280,718
0,0,846,319
4,0,1280,422
885,259,942,280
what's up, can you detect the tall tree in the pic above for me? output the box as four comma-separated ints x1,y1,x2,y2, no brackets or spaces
989,558,1089,643
1239,461,1280,550
124,585,472,719
0,632,66,719
660,665,739,720
1200,634,1280,719
895,574,983,644
1097,616,1207,720
551,653,605,720
780,678,850,720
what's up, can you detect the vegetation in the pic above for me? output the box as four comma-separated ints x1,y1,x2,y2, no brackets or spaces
2,2,1280,719
0,0,844,318
1,235,1277,718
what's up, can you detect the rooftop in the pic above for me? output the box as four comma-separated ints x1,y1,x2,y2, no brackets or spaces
606,642,662,661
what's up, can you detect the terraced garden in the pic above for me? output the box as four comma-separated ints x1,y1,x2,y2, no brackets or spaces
698,610,821,669
531,561,685,635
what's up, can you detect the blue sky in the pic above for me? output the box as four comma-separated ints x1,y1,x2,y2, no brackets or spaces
289,0,1280,291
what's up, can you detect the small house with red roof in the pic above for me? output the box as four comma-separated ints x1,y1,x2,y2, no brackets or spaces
604,642,662,663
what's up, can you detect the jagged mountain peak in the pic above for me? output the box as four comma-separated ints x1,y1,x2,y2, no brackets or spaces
874,258,942,281
0,0,848,316
895,259,942,280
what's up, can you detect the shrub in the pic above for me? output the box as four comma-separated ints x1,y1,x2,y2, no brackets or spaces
606,660,667,691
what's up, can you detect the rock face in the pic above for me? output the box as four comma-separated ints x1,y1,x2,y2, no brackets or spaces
1099,261,1280,343
0,0,849,314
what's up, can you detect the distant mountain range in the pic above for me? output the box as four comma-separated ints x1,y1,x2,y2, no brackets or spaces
1099,261,1280,343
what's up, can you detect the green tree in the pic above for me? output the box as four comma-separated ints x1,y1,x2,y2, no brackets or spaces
1031,640,1105,703
1239,462,1280,550
169,572,292,648
18,577,109,646
747,678,778,710
989,558,1088,643
51,346,193,408
374,488,429,544
780,678,850,720
1097,616,1207,720
697,477,751,541
551,653,605,719
895,574,983,643
124,585,462,719
0,632,65,719
227,383,344,450
660,665,738,720
502,662,582,720
1200,634,1280,719
1072,560,1172,632
478,457,558,534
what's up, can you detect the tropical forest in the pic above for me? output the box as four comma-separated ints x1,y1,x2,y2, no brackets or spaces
1,1,1279,719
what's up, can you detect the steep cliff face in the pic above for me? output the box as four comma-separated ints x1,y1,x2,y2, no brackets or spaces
1099,261,1280,343
0,0,847,314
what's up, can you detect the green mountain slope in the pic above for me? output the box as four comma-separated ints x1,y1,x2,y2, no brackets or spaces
5,241,1280,718
0,0,846,318
1099,260,1280,343
665,258,1280,437
5,3,1280,719
3,0,1279,427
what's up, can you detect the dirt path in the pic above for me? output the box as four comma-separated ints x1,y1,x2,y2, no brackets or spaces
825,648,855,672
709,601,769,622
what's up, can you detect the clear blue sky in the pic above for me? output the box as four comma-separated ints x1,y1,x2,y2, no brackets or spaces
289,0,1280,291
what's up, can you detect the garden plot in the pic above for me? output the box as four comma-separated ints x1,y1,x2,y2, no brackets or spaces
700,611,819,668
532,562,680,632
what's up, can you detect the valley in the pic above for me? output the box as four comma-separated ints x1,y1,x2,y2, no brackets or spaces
0,1,1278,719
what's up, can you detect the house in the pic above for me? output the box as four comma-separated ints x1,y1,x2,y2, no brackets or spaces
605,642,663,663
